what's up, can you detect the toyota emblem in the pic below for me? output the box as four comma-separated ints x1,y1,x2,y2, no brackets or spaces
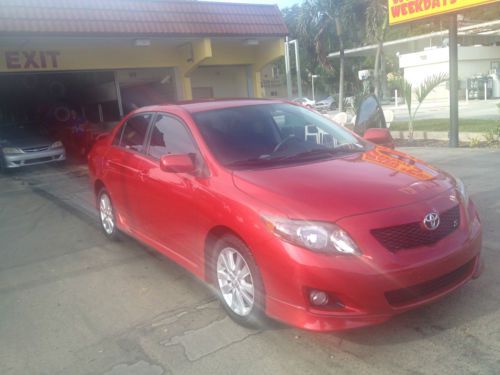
423,212,440,231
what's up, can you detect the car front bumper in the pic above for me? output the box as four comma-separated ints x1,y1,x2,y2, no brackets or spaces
3,148,66,168
256,201,483,332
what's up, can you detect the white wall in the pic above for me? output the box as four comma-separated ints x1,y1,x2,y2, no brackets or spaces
190,66,248,98
399,46,500,100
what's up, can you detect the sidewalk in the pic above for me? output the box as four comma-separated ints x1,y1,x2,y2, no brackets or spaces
382,98,500,121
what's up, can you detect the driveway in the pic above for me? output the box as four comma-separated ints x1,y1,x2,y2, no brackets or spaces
1,148,499,375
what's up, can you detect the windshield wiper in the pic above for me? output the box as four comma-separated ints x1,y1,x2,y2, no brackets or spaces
226,144,364,168
225,156,286,168
283,144,364,161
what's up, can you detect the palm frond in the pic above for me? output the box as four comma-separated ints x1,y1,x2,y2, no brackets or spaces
416,73,448,103
402,79,413,116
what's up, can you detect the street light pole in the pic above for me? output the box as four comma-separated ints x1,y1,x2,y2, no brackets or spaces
290,40,303,98
449,14,459,147
312,75,318,102
284,39,303,99
284,37,292,98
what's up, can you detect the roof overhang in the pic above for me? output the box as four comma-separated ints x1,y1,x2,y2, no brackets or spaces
0,0,288,38
327,20,500,59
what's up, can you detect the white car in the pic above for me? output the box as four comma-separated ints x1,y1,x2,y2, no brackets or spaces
292,97,315,108
314,96,336,112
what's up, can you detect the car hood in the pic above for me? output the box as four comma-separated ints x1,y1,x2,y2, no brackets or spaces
0,132,52,149
232,147,455,222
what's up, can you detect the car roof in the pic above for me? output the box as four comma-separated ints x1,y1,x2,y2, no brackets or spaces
137,98,289,115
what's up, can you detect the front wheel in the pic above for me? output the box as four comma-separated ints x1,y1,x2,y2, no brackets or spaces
213,235,266,328
98,189,120,240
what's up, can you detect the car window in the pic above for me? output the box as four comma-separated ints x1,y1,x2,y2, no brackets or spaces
118,114,151,152
192,106,281,165
147,114,198,160
193,103,361,168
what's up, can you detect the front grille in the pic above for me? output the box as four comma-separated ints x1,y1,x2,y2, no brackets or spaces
24,156,53,164
385,259,474,306
371,205,460,252
22,146,49,152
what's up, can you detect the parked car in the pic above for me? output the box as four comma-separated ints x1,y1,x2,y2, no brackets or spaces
0,124,66,171
292,97,315,108
88,98,482,332
314,95,336,112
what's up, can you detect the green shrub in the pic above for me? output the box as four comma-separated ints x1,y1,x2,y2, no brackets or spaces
469,136,482,148
483,130,498,146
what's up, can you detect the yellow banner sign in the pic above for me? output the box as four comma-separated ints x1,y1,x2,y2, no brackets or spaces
389,0,500,25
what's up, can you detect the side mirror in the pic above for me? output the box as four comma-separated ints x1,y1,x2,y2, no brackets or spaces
363,128,395,149
160,154,196,173
354,95,387,136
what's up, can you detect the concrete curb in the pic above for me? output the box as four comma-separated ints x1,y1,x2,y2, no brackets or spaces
390,130,484,142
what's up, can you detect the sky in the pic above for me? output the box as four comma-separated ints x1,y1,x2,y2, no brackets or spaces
201,0,300,9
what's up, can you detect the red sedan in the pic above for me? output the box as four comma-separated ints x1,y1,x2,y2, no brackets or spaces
88,98,482,331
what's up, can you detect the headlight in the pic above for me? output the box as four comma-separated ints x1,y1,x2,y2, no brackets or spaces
49,141,63,149
263,216,361,255
2,147,23,154
454,177,469,205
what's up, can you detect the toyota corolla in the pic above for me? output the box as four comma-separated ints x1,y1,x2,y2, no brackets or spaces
88,98,482,331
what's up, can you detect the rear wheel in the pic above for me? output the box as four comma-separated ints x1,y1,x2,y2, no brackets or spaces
213,234,266,328
98,189,119,240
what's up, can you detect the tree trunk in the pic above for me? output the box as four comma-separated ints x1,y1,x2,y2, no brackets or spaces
374,14,389,100
408,118,414,143
374,42,382,98
335,16,344,112
381,50,388,99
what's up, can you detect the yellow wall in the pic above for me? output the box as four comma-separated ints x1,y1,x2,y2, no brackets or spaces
0,39,181,72
0,36,285,99
191,66,248,98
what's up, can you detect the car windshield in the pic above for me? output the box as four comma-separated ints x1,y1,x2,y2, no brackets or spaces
0,124,40,139
192,103,364,169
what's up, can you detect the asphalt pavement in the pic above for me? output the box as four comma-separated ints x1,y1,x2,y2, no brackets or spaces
1,147,499,375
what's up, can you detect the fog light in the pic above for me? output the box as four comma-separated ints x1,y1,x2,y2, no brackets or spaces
309,290,329,306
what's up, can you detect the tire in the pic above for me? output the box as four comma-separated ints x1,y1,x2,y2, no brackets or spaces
97,189,120,240
212,234,266,328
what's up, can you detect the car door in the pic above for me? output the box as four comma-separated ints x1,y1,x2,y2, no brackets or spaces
133,112,205,261
104,113,153,230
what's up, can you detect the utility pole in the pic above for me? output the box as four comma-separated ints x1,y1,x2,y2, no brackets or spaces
290,40,303,98
284,38,303,99
284,37,292,98
312,75,319,102
449,14,459,147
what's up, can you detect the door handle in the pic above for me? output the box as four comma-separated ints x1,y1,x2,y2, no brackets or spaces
138,170,148,181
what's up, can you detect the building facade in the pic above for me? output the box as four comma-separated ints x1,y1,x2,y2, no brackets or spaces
0,0,287,123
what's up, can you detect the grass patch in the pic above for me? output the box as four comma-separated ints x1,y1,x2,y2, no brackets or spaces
390,119,499,133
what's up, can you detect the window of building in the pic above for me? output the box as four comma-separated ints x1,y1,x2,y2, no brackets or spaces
272,64,280,79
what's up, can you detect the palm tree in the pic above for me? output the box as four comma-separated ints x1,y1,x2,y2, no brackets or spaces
398,73,448,142
298,0,356,112
365,0,389,99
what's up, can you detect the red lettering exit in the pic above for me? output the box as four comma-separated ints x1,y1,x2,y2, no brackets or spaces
5,51,60,69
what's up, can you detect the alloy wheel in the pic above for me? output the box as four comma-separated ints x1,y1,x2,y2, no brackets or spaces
99,193,115,235
216,247,255,316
